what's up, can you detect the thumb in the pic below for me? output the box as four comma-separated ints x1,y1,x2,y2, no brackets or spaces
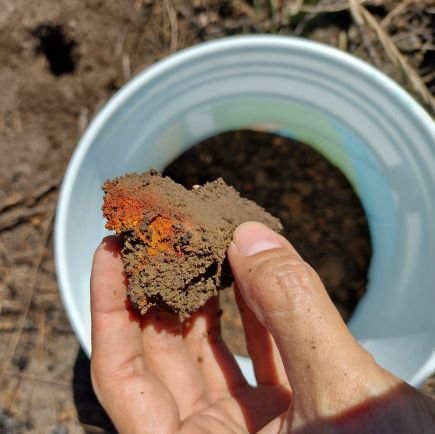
228,222,398,423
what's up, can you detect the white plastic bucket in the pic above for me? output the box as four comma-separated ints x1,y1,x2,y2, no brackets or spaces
55,35,435,387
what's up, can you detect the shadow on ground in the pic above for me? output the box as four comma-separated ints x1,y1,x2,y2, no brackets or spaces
73,349,116,434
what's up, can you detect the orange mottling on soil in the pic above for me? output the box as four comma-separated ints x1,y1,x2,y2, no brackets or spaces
103,178,187,257
147,216,177,256
102,182,159,240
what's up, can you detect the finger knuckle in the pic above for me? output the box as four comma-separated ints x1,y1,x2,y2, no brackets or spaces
249,254,317,311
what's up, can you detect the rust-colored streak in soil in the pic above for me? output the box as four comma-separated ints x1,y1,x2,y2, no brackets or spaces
102,182,160,240
103,178,190,258
147,216,177,256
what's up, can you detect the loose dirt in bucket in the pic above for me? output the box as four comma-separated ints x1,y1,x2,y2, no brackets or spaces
1,0,434,432
102,171,281,318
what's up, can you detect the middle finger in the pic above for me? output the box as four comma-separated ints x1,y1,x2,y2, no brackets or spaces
139,308,209,419
183,296,248,402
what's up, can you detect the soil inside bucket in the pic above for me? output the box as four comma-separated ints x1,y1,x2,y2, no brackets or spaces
163,129,372,356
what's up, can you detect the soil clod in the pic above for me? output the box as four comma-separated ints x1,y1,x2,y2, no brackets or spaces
102,170,281,318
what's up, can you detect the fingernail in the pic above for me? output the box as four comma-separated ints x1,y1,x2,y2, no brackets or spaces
232,222,282,256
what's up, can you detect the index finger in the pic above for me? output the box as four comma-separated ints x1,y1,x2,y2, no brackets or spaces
90,236,181,434
90,236,143,377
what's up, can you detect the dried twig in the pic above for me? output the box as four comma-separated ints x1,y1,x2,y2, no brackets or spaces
164,0,178,54
0,238,13,267
301,0,367,14
349,0,382,68
338,30,348,51
422,69,435,85
289,0,305,16
0,299,22,314
0,179,59,214
381,0,414,28
122,53,132,81
2,370,72,388
78,107,90,135
0,204,54,232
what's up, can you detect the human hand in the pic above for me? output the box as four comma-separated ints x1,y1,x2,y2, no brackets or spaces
90,222,435,433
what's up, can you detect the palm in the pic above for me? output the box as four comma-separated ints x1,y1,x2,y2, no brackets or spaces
176,385,289,433
114,370,290,433
90,237,290,434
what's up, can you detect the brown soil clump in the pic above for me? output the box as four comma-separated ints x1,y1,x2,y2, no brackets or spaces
102,170,281,318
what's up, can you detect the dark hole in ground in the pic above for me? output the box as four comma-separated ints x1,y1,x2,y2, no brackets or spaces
72,349,116,433
421,50,435,92
366,4,388,18
291,4,386,35
218,0,234,18
163,130,372,355
298,10,352,35
13,355,28,372
32,23,76,76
